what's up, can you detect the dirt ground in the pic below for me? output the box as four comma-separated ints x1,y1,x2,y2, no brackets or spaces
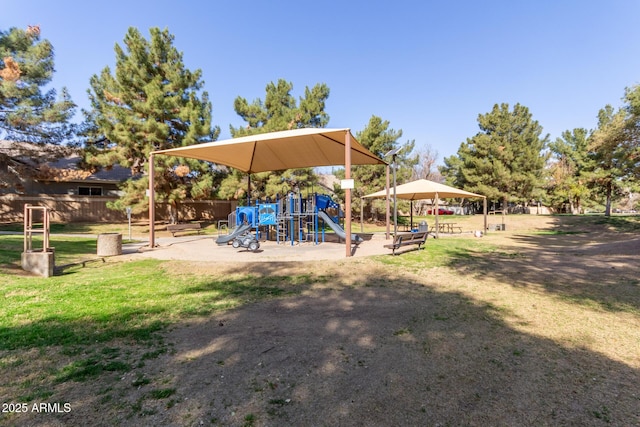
6,215,640,426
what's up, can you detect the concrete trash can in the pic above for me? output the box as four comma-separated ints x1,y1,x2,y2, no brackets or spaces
97,233,122,256
418,221,428,232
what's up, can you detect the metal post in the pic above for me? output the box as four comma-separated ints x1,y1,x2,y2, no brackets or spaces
435,192,440,239
24,204,29,253
126,207,132,241
392,154,397,236
385,165,390,239
384,146,402,237
148,153,155,248
345,130,352,257
483,197,488,233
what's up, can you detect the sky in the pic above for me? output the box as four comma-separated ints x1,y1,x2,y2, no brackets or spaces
3,0,640,165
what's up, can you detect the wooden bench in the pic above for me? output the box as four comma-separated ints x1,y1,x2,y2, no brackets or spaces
384,231,429,255
166,223,203,237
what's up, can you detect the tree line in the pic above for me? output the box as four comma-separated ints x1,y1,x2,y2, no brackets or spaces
1,25,638,221
442,97,640,215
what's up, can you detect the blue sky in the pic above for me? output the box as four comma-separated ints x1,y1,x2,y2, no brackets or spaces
3,0,640,164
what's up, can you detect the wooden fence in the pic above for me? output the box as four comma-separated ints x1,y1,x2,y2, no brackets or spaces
0,194,235,224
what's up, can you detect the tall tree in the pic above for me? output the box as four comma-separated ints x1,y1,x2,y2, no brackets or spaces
547,128,592,213
84,27,220,221
412,147,440,181
0,25,76,189
334,115,416,219
623,84,640,183
218,79,329,201
441,103,549,212
588,104,636,216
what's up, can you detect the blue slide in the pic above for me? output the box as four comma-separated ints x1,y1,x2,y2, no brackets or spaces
318,210,363,243
216,223,252,245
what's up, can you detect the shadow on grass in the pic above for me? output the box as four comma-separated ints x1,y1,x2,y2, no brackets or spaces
0,311,167,351
2,221,640,425
0,267,316,351
104,269,640,426
0,235,97,267
446,215,640,313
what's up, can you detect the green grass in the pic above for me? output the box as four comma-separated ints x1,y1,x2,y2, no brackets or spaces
55,357,131,383
0,235,316,351
0,234,317,411
374,236,496,270
149,388,176,399
0,222,132,234
0,221,220,236
0,235,97,266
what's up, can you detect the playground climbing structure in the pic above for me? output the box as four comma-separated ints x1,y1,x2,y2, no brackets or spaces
217,192,361,246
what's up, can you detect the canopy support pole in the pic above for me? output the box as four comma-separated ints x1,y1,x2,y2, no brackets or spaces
148,153,155,248
345,130,352,257
385,165,390,239
483,197,488,233
247,174,252,205
410,200,413,230
435,193,439,239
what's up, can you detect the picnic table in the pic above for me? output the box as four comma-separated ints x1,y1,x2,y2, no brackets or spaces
437,222,462,233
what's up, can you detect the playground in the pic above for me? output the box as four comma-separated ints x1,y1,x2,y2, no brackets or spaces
131,231,388,263
215,193,363,249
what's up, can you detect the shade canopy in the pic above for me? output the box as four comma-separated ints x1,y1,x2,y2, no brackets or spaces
149,127,385,258
363,179,484,200
152,128,385,173
362,179,487,238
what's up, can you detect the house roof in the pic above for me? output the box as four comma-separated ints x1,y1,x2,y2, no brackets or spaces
0,140,132,184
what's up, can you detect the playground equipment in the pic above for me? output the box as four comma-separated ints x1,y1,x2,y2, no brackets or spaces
216,223,252,245
231,231,260,252
217,192,362,247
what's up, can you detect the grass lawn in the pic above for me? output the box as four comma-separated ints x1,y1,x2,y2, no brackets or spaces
1,214,639,425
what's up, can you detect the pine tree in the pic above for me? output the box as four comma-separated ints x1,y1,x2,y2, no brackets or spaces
623,84,640,186
83,27,220,221
589,104,636,216
442,103,549,211
547,128,592,213
334,115,416,219
0,25,76,189
219,79,329,202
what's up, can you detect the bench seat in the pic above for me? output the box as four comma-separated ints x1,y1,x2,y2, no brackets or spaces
166,223,203,237
383,231,429,255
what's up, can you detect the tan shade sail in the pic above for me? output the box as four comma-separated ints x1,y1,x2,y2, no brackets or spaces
362,178,487,238
148,127,385,257
152,128,385,173
363,179,484,200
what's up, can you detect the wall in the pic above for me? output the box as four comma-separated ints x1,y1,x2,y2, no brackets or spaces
0,194,234,223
